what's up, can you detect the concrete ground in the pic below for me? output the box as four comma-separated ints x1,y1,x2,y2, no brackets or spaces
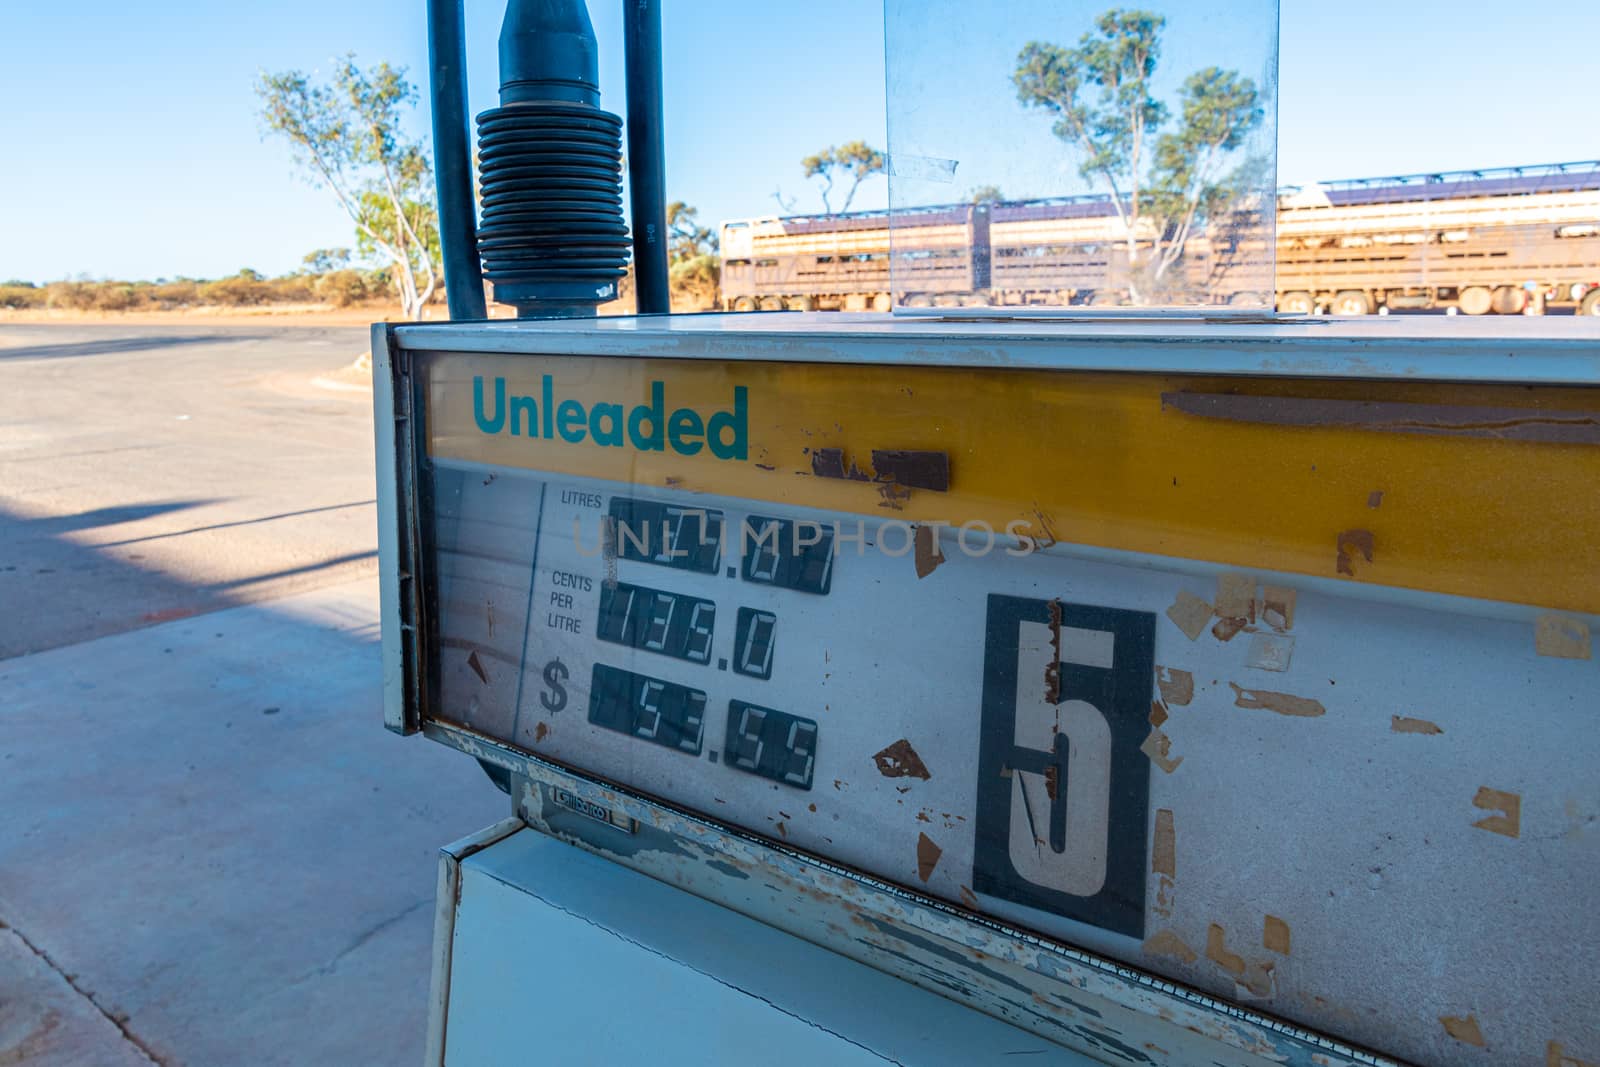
0,325,506,1065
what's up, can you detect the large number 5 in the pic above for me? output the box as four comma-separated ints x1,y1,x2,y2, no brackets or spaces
1007,622,1112,898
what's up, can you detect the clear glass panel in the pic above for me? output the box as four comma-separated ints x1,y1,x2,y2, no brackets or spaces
885,0,1279,314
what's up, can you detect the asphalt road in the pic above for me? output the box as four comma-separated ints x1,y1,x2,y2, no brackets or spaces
0,324,505,1066
0,324,383,659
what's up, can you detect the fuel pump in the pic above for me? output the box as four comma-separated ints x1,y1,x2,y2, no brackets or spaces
377,4,1600,1064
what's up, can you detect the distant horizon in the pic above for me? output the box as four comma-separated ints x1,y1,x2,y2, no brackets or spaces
2,1,1595,282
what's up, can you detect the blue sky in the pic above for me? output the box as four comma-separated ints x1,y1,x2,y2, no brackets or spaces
0,1,1594,282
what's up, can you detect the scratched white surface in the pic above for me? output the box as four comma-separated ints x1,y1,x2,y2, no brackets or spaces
428,461,1598,1067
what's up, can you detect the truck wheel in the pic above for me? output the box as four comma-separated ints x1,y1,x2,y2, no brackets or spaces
871,292,892,312
905,293,934,308
732,296,757,312
1490,286,1527,315
1579,290,1600,316
1278,291,1314,315
1457,286,1492,315
790,295,815,311
1331,290,1372,316
758,296,785,312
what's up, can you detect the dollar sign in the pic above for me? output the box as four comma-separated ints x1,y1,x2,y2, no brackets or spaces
541,658,569,713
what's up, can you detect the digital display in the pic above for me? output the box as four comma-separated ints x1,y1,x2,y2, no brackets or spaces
596,581,715,664
741,516,834,595
724,700,818,790
588,664,707,755
609,497,722,574
732,608,776,679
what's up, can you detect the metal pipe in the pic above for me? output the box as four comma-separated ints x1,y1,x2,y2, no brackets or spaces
623,0,669,314
427,0,487,320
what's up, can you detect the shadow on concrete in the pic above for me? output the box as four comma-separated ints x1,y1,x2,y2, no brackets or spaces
95,499,376,549
0,495,503,1066
0,333,271,363
0,499,375,658
11,499,216,539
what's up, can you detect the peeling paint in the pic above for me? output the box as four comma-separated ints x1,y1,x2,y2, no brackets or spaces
1165,591,1213,641
1215,573,1256,621
1140,729,1183,773
1148,700,1169,728
1229,683,1326,718
1155,667,1194,707
1472,786,1521,838
1212,617,1249,642
871,449,951,492
1440,1014,1486,1047
916,832,942,881
1535,614,1592,660
1245,633,1295,672
534,722,548,742
873,739,932,780
1142,929,1198,965
467,650,490,685
1260,586,1297,632
1151,810,1176,878
1335,529,1375,577
913,525,945,579
1263,916,1291,956
1367,490,1384,509
1206,924,1246,978
1390,715,1443,735
1549,1041,1599,1067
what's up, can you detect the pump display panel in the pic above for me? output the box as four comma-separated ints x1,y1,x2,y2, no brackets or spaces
386,326,1600,1067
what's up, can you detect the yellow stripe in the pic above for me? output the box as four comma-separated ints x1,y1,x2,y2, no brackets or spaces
426,352,1600,615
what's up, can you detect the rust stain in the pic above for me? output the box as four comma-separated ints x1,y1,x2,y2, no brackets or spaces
1368,490,1384,509
1336,529,1376,576
873,739,932,780
916,832,942,882
486,600,495,638
1148,700,1169,728
467,650,490,685
775,821,787,839
1260,586,1296,632
534,722,548,742
1472,786,1522,838
1215,572,1256,621
871,449,951,492
958,885,979,909
1536,614,1592,660
754,462,776,471
1143,929,1198,964
1229,682,1325,718
1042,764,1060,801
1206,923,1246,977
1263,915,1291,956
1156,667,1194,707
1548,1041,1599,1067
1166,590,1213,641
1152,809,1176,878
913,525,945,579
1045,599,1064,703
808,803,817,813
1391,715,1444,735
1140,728,1183,773
663,475,684,487
1440,1015,1486,1047
1211,616,1249,642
